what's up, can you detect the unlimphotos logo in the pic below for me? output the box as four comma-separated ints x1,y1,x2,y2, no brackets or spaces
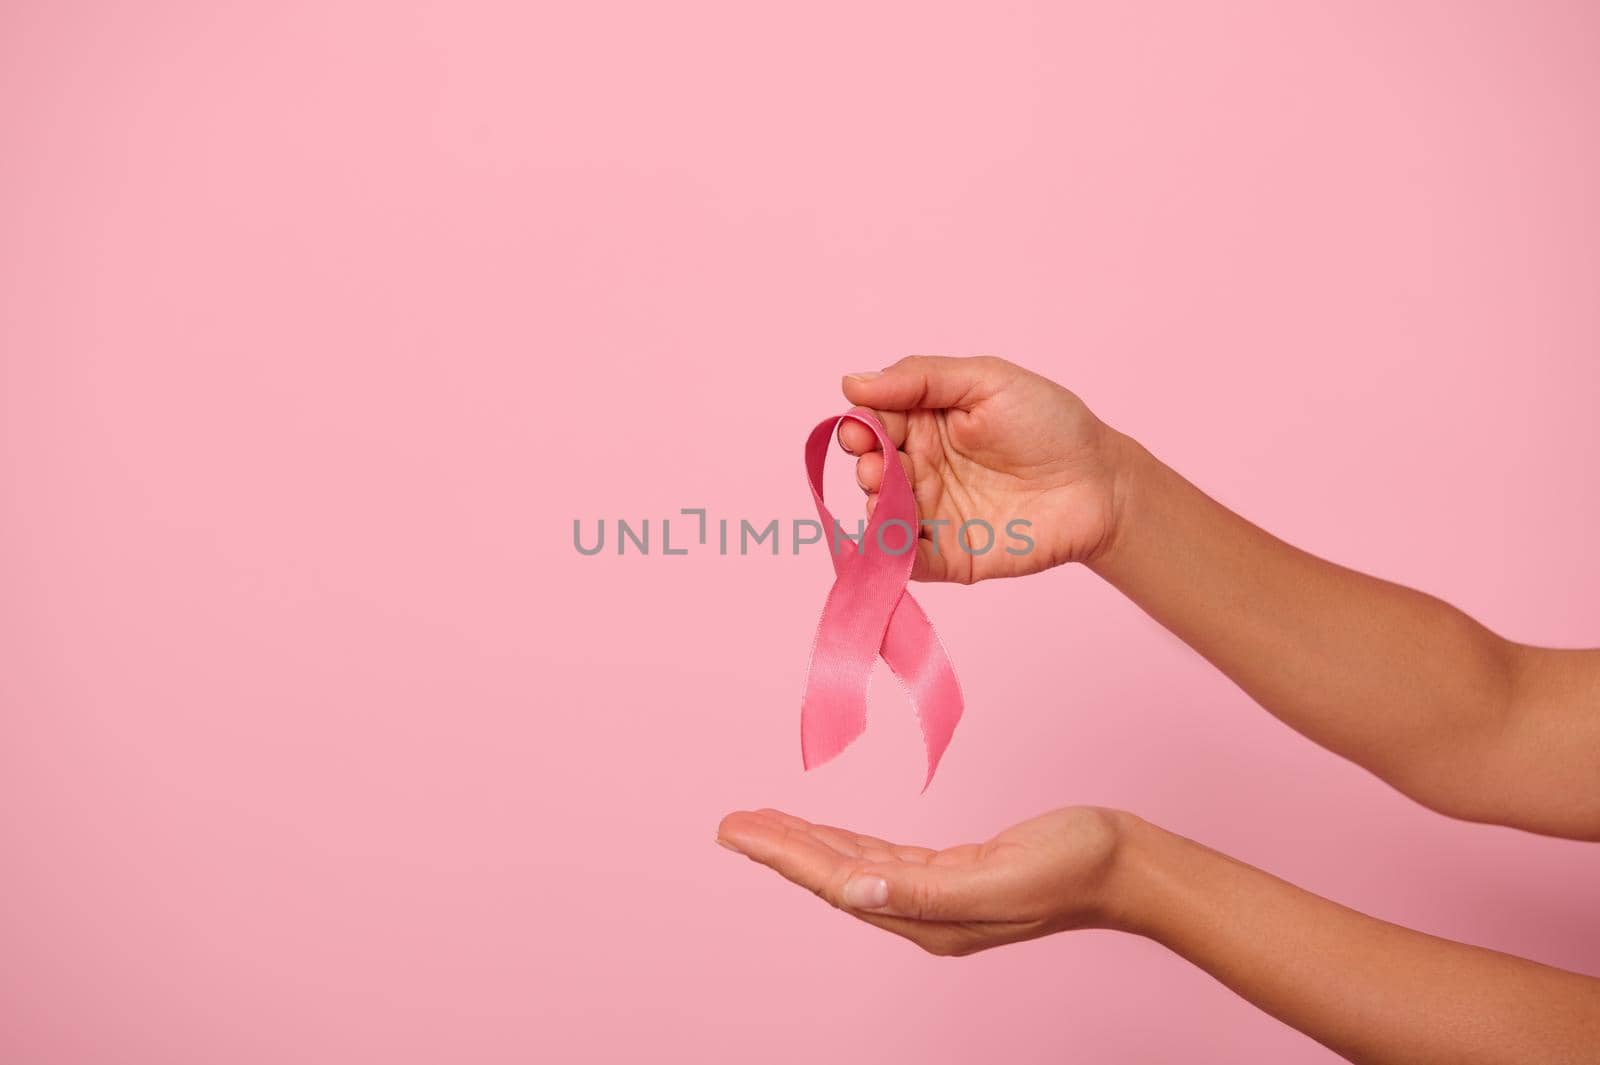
573,509,1034,558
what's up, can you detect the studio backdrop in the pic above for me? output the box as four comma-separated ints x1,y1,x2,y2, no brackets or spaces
2,2,1597,1062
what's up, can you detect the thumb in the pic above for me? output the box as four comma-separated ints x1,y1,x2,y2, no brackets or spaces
842,355,1019,412
839,859,1011,922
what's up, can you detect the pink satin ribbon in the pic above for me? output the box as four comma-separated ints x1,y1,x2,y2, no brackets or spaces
800,408,964,788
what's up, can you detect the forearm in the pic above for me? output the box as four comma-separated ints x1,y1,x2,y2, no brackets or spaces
1088,434,1597,836
1102,814,1600,1065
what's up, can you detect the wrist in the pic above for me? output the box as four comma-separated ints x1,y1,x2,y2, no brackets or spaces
1081,425,1145,572
1091,810,1181,938
1083,428,1158,577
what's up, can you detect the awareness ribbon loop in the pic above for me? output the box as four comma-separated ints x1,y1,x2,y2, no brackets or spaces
799,408,964,788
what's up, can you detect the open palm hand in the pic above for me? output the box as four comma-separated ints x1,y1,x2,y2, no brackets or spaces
715,806,1127,957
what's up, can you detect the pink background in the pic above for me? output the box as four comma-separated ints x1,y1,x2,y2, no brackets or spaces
3,2,1598,1061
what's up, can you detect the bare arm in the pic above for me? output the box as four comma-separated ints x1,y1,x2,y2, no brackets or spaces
1092,437,1600,839
1111,814,1600,1065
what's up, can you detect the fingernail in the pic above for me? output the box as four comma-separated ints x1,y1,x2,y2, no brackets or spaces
845,371,882,382
842,876,889,909
716,837,739,852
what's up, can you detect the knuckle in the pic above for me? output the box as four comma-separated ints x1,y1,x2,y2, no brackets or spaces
902,880,937,921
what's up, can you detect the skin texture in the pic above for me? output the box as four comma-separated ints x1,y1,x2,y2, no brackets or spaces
721,355,1600,1064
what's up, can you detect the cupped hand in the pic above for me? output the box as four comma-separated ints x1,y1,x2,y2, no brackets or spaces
715,806,1129,957
837,355,1128,583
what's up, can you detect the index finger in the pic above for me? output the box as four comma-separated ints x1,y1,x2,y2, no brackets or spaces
837,408,907,454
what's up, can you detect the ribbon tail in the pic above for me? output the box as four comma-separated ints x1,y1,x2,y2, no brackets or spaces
800,685,867,772
799,571,890,770
880,589,964,789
